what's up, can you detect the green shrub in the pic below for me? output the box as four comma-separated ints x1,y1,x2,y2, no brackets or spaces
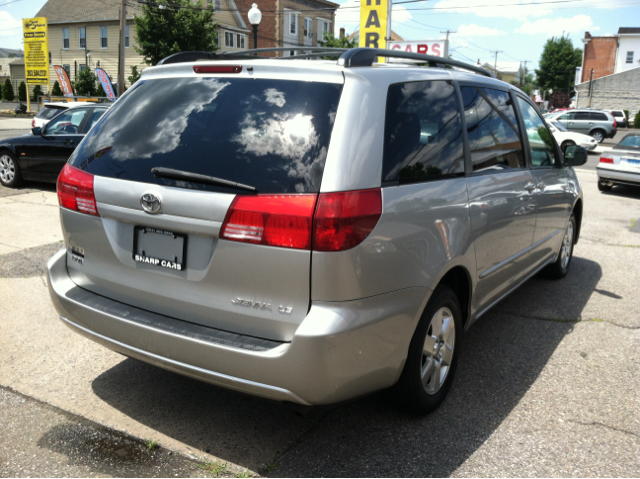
634,111,640,129
2,79,14,101
31,85,43,102
51,81,63,96
18,81,26,102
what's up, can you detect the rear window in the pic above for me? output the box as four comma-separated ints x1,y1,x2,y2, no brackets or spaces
36,106,66,120
70,77,343,194
611,111,624,118
589,112,609,121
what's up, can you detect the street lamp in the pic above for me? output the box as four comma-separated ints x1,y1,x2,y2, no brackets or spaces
248,3,262,54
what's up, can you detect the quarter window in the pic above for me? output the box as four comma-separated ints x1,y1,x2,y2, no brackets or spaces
383,81,464,182
517,97,556,167
460,86,524,171
100,26,108,48
63,28,69,49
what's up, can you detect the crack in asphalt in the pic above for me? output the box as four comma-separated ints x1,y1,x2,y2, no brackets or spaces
567,419,640,439
505,312,640,330
3,196,58,207
580,237,640,248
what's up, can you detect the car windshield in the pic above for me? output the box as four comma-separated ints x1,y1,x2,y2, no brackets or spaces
618,135,640,148
69,77,343,194
36,107,66,120
550,121,568,132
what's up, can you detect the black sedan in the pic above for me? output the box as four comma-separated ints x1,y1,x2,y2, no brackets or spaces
0,104,110,187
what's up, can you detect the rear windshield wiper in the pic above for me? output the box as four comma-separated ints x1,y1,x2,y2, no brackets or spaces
151,167,257,193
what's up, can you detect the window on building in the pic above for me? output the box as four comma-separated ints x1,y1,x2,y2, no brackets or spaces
125,25,129,48
225,31,234,48
460,86,524,172
79,64,87,72
79,27,86,49
383,81,465,182
236,34,245,49
207,0,221,11
290,13,298,35
626,51,634,64
317,19,330,41
63,28,70,49
304,18,313,38
63,64,71,78
101,26,108,48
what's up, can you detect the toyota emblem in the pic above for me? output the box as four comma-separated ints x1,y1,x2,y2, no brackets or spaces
141,193,162,214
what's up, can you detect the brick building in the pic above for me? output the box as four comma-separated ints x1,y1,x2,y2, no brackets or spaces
581,32,617,82
234,0,339,56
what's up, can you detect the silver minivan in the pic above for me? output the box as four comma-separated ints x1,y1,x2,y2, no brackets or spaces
47,48,587,414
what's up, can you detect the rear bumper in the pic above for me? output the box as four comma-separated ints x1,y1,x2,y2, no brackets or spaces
47,249,428,405
597,165,640,186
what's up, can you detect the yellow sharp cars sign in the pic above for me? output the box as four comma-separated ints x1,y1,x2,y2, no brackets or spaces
359,0,388,49
23,17,50,85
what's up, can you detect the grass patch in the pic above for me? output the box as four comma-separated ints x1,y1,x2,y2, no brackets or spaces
198,461,228,477
144,439,159,450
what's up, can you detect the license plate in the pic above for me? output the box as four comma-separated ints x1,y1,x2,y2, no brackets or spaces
622,158,640,167
133,226,187,271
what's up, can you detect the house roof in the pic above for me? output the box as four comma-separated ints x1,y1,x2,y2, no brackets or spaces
35,0,142,24
482,60,521,74
618,27,640,34
348,30,405,42
0,48,23,58
9,59,25,65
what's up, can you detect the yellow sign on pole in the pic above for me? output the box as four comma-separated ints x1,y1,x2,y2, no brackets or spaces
359,0,388,49
23,17,50,86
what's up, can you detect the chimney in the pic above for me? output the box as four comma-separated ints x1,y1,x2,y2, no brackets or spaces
340,28,345,39
585,32,591,39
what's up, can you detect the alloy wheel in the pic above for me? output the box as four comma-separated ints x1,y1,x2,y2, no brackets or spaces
0,154,15,184
560,221,574,269
592,131,604,143
421,307,456,395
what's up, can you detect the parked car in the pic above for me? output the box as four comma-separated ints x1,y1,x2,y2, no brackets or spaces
0,104,110,187
46,48,587,414
32,102,97,128
546,120,598,152
609,110,627,128
548,109,617,143
597,133,640,191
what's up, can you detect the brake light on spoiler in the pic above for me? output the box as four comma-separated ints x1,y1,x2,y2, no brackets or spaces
220,189,382,252
193,65,242,74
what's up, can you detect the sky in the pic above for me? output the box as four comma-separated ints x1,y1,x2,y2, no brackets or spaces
1,0,638,71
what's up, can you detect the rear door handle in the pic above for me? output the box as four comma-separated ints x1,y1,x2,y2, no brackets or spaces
524,182,536,192
64,139,76,145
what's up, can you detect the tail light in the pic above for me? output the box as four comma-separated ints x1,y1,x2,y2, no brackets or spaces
599,156,614,164
194,65,242,74
612,119,617,129
221,194,317,249
57,164,99,216
32,119,35,127
313,189,382,251
220,189,382,252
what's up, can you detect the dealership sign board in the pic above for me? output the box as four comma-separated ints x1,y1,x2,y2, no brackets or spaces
23,17,49,85
360,0,388,49
387,40,448,62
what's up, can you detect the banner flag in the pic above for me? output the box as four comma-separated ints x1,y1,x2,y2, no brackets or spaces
53,65,74,98
95,68,117,101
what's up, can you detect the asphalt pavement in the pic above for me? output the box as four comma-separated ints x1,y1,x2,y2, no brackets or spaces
0,121,639,477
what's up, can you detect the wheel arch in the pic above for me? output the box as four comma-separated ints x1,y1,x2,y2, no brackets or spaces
573,198,583,245
434,265,472,330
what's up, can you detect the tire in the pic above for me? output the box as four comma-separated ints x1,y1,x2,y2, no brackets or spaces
393,285,462,415
0,151,22,188
591,129,605,143
598,180,613,192
561,140,575,153
543,213,576,279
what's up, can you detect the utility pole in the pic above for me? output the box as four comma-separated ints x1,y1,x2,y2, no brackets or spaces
118,0,127,96
440,29,456,57
587,68,594,107
490,50,502,77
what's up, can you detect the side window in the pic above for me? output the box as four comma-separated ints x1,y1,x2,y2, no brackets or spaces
460,86,524,172
46,109,89,135
575,112,590,120
85,109,107,132
383,81,464,182
592,112,608,121
517,97,556,167
559,112,575,120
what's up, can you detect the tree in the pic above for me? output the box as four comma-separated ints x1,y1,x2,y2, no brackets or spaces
634,111,640,129
512,71,536,96
31,85,43,102
128,65,142,85
74,69,98,96
51,81,63,96
318,32,357,59
18,81,26,102
3,79,14,101
134,0,218,65
549,90,572,110
535,36,582,97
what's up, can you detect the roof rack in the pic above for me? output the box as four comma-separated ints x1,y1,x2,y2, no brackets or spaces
157,47,495,78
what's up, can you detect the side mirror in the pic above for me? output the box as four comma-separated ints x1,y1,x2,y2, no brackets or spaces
564,145,588,166
32,127,42,136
